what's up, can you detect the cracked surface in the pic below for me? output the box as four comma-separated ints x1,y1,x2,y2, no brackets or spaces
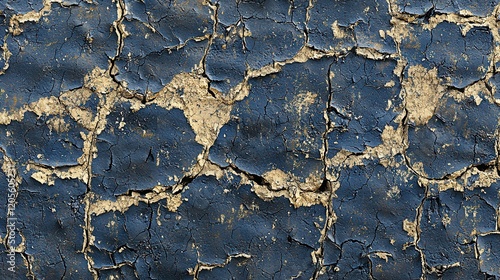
2,0,500,279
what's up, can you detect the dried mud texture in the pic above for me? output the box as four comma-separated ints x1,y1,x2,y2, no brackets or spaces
1,0,500,279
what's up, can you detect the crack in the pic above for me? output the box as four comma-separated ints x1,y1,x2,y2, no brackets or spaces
311,59,343,279
88,183,182,216
287,234,315,250
304,0,314,26
80,94,116,278
198,0,219,99
425,262,461,278
413,181,428,279
1,0,500,278
245,45,347,81
58,247,67,280
189,253,252,279
311,186,336,280
76,1,127,277
214,160,272,189
94,260,136,270
109,0,126,83
20,251,35,280
312,62,338,275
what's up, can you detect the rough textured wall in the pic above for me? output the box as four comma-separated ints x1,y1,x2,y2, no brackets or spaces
1,0,500,279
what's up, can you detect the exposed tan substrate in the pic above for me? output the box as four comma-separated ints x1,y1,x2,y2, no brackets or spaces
416,164,500,193
2,0,499,214
78,10,374,215
4,0,500,278
0,41,12,75
402,66,446,125
17,67,239,217
89,187,182,216
150,73,237,148
256,169,330,207
188,253,252,277
24,67,119,186
197,162,333,209
0,64,121,278
326,123,407,170
399,67,499,187
322,3,500,275
8,0,100,36
86,160,332,215
8,0,53,36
